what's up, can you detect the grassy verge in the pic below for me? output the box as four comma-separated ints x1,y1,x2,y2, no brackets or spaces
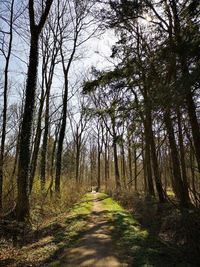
98,193,194,267
0,193,94,267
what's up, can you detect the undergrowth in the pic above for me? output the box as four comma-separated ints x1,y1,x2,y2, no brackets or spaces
98,193,197,267
0,192,93,267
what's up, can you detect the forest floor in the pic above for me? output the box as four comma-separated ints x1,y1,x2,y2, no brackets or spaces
0,192,199,266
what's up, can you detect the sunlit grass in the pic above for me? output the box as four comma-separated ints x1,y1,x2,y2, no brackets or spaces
98,193,191,267
0,193,94,266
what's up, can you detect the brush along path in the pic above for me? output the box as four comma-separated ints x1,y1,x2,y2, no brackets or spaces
58,192,127,267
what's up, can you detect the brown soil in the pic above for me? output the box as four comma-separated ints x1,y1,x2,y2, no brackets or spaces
58,192,127,267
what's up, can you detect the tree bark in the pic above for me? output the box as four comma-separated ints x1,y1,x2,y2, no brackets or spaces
112,118,121,191
16,0,53,221
144,118,155,197
0,0,14,211
164,110,190,208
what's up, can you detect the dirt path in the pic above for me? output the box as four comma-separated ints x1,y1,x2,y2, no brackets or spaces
59,192,127,267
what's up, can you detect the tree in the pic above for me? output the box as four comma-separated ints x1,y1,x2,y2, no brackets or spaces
55,0,96,193
0,0,15,211
16,0,53,221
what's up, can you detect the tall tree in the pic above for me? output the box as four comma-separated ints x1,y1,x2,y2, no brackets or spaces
0,0,15,211
16,0,53,221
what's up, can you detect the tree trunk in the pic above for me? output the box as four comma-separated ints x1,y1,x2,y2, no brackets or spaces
112,118,121,191
29,92,45,192
144,118,155,197
16,0,53,221
127,136,133,188
0,0,14,211
134,147,137,192
186,91,200,173
104,131,109,190
40,88,50,191
16,33,39,221
164,110,190,208
75,138,81,183
148,114,165,202
121,142,127,189
177,108,190,201
55,81,68,193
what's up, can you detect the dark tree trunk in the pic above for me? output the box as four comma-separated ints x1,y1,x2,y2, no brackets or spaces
148,114,166,202
97,149,101,191
75,143,80,183
104,131,109,190
170,0,200,173
74,126,82,184
55,15,78,193
40,35,58,191
127,136,133,187
164,110,190,208
144,118,155,197
141,138,147,194
55,93,67,193
113,139,121,191
134,147,137,192
177,108,190,201
0,0,14,211
112,118,121,191
120,142,127,189
29,92,45,193
40,88,50,191
16,33,39,221
186,91,200,173
16,0,53,221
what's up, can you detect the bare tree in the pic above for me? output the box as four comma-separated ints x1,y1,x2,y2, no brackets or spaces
16,0,53,221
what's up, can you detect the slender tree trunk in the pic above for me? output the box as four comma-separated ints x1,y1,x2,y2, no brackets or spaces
177,108,190,201
97,148,101,191
141,138,147,194
40,88,50,191
49,123,60,198
113,139,121,191
29,92,45,192
170,0,200,173
104,131,109,190
134,147,137,192
55,15,78,193
164,110,190,208
0,0,14,211
144,118,155,197
127,136,133,187
186,91,200,173
112,118,121,191
75,133,81,183
190,147,197,205
148,114,165,202
55,82,68,193
120,142,126,189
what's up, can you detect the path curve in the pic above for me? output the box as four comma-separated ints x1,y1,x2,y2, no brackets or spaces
59,192,127,267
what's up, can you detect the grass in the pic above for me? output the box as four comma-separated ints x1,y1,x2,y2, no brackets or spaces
0,193,94,267
1,192,197,266
98,193,195,267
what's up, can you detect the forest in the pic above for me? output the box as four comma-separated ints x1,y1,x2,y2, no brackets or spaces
0,0,200,266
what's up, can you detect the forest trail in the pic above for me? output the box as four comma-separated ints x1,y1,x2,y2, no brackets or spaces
58,192,127,267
